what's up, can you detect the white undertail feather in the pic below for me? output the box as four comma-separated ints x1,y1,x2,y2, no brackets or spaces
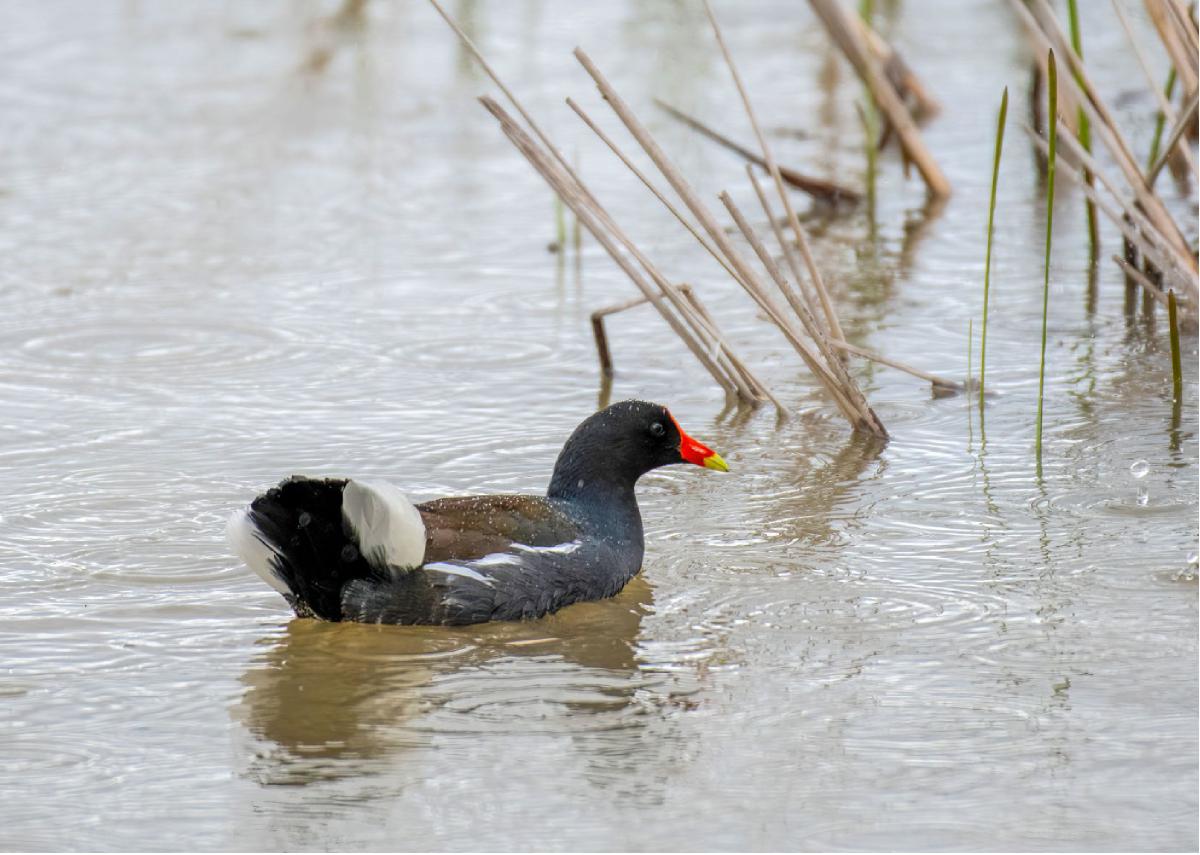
227,508,290,594
341,479,427,574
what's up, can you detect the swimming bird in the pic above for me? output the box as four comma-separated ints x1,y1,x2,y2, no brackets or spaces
228,400,728,625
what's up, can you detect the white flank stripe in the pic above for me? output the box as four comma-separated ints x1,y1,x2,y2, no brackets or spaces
424,562,496,586
512,541,581,556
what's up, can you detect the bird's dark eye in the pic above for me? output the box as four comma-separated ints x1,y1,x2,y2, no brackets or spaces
649,422,665,438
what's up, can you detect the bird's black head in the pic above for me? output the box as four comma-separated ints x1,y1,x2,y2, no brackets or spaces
547,400,728,501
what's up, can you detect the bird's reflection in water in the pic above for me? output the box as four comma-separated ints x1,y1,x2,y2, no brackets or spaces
234,575,690,794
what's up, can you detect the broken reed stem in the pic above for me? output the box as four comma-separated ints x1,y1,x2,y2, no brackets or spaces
850,12,940,119
807,0,951,199
590,286,775,410
655,100,861,204
704,0,846,343
981,87,1008,404
1035,49,1058,463
832,340,963,390
1066,0,1099,258
573,47,884,435
1169,290,1183,407
590,294,651,379
721,190,891,434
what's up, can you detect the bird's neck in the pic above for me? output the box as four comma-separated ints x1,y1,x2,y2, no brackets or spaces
547,453,641,514
548,456,634,501
547,454,645,570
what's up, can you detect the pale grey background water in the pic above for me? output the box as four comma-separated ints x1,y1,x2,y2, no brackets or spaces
0,1,1196,851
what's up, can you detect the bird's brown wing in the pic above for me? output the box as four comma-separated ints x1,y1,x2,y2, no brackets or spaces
416,494,579,564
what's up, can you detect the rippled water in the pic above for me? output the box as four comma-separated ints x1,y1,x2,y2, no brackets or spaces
1,1,1196,851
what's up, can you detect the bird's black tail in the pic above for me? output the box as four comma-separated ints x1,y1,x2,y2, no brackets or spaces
228,476,366,620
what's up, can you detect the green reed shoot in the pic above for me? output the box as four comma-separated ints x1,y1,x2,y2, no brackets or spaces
1169,290,1183,405
1066,0,1097,257
572,149,582,256
1147,68,1178,172
858,0,877,228
980,87,1008,405
967,318,975,446
553,193,566,251
1035,50,1057,463
858,100,879,228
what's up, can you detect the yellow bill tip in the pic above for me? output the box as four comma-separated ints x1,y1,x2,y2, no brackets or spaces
702,452,729,472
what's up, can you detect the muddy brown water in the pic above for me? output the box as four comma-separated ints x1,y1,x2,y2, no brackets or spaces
1,1,1196,851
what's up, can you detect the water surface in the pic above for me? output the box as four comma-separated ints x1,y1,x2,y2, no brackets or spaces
0,1,1196,850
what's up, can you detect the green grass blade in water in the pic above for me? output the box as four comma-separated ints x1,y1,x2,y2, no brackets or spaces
1147,67,1178,172
1169,290,1183,405
980,86,1008,404
1036,50,1057,464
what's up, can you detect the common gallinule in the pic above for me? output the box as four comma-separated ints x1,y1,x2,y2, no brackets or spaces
229,400,728,625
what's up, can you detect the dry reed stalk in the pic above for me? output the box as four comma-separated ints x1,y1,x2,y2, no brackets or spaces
429,0,779,407
565,98,744,287
654,100,861,204
556,107,780,404
743,165,960,392
1042,120,1197,302
721,191,887,434
481,94,765,405
703,0,846,343
723,190,841,370
747,172,962,390
1013,0,1194,269
435,0,886,431
720,213,865,424
807,0,951,198
1164,0,1200,56
1029,124,1196,309
745,167,822,318
1112,0,1199,178
1145,0,1198,99
573,48,886,435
